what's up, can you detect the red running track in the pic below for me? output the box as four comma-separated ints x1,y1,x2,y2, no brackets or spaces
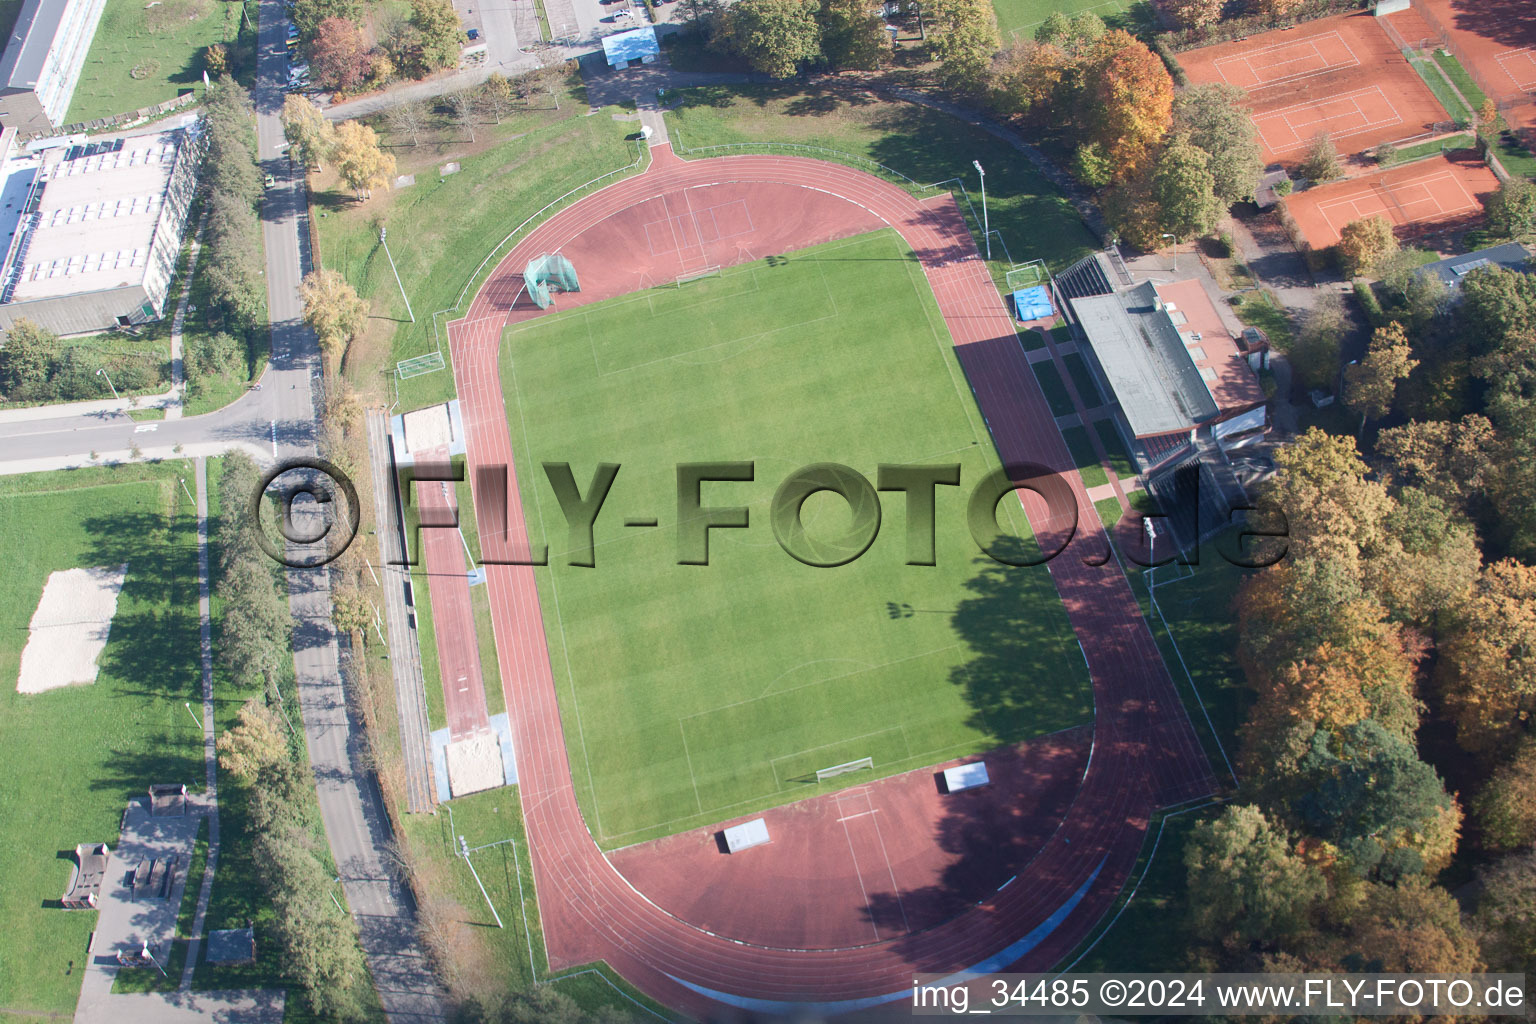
413,446,492,742
447,145,1215,1017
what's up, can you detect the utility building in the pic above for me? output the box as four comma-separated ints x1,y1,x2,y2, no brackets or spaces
0,0,109,136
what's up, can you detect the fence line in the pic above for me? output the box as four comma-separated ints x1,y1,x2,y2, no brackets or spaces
1409,0,1521,115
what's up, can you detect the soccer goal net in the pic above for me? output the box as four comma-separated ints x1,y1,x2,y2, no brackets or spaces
1005,259,1049,294
815,756,874,783
397,351,446,379
524,253,580,310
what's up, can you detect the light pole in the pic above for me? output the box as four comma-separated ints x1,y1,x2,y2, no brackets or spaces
972,160,990,260
1161,233,1177,272
96,367,120,401
1143,516,1157,592
379,226,415,323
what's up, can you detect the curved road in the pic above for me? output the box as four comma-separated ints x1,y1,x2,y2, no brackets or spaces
446,146,1215,1018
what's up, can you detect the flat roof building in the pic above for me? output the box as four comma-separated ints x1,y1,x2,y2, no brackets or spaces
1417,243,1530,293
0,0,108,136
602,26,660,68
0,124,200,336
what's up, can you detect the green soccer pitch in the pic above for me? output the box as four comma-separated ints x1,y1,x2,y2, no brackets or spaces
498,229,1093,848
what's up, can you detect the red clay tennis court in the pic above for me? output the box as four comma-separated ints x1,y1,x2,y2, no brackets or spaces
1180,12,1452,164
1412,0,1536,104
1284,151,1499,248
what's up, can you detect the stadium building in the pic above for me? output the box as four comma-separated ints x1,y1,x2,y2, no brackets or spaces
0,0,109,136
0,123,200,336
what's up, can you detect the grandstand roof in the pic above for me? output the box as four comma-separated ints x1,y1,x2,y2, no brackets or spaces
1070,282,1220,438
0,0,72,91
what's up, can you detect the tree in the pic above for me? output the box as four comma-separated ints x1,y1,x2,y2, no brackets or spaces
1292,291,1346,393
1299,130,1342,181
1164,0,1223,29
1184,805,1327,950
818,0,889,70
480,73,514,125
1378,415,1498,513
220,557,293,700
1337,215,1398,277
1151,136,1223,243
717,0,822,78
1474,740,1536,851
1438,560,1536,757
1173,83,1263,205
925,0,1000,92
1033,11,1070,43
988,41,1070,120
1485,177,1536,239
189,330,247,382
332,121,395,200
1460,264,1536,355
1343,878,1482,972
1344,321,1417,429
291,0,364,37
383,98,431,147
0,319,55,400
1292,718,1460,879
1252,0,1303,20
1072,141,1112,187
205,43,229,77
300,269,369,361
1475,852,1536,975
310,16,373,94
411,0,466,71
445,87,478,142
1083,31,1174,182
282,94,336,170
217,701,289,782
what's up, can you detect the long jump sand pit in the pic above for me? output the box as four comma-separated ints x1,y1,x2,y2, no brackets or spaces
445,730,505,797
1284,152,1499,248
17,565,129,694
1179,11,1452,164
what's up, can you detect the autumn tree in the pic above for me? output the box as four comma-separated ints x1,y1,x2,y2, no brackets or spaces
1164,0,1223,29
717,0,821,78
1184,805,1327,951
480,73,514,124
1460,263,1536,355
411,0,466,71
1345,321,1417,429
1438,559,1536,758
925,0,1000,92
1033,10,1103,50
281,93,336,169
205,42,229,77
819,0,890,70
1476,852,1536,975
311,16,373,93
1377,414,1498,514
332,120,395,200
445,87,478,142
988,41,1070,121
1473,740,1536,851
1337,214,1398,277
1082,31,1174,182
1299,130,1341,181
300,269,369,362
1252,0,1303,21
1151,136,1223,243
1485,176,1536,239
1173,83,1262,205
217,701,289,782
1339,878,1482,972
383,98,431,146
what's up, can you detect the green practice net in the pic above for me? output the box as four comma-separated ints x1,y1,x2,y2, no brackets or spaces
524,253,581,309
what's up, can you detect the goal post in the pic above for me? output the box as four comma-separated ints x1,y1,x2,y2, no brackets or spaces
674,265,721,286
815,756,873,782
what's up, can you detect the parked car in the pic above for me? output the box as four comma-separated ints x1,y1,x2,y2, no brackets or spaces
467,28,479,40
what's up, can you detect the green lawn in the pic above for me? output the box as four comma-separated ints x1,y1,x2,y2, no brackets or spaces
989,0,1155,46
314,89,639,412
664,84,1097,273
1061,424,1108,489
1386,133,1476,165
1411,56,1473,124
65,0,239,126
0,463,204,1016
1061,350,1103,407
499,229,1092,847
1433,51,1489,110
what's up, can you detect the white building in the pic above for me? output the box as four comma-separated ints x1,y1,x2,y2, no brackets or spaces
0,123,201,337
0,0,109,136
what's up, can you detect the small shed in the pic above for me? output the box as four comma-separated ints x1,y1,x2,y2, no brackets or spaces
62,843,110,909
602,26,660,69
207,926,257,966
149,783,187,817
721,818,770,853
942,761,990,793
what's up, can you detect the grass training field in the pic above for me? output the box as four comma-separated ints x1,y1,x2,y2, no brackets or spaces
0,464,202,1016
499,229,1093,848
988,0,1153,46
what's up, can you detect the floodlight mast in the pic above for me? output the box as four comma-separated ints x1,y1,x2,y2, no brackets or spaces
379,226,415,322
973,160,990,260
